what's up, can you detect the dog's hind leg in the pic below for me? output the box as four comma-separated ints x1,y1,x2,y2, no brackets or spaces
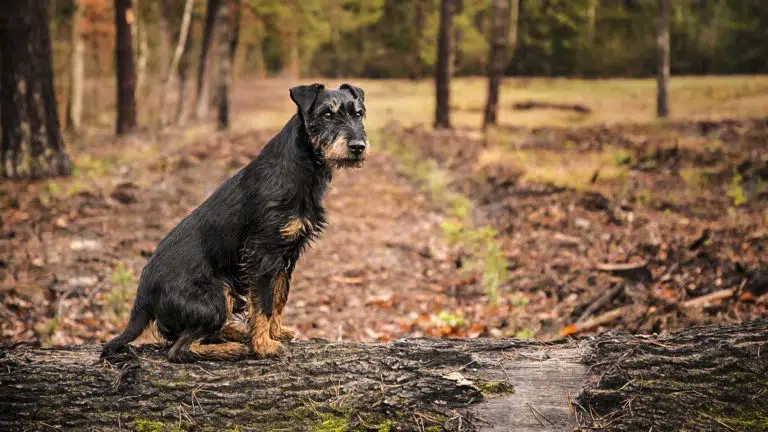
269,272,295,342
219,321,248,342
169,329,249,362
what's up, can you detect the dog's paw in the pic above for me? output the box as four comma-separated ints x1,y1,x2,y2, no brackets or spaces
252,338,283,358
277,327,296,342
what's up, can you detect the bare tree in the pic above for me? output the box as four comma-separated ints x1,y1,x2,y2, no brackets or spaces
657,0,670,118
483,0,519,128
434,0,458,129
216,0,232,130
0,0,71,178
66,0,85,132
195,0,220,119
114,0,138,135
160,0,195,125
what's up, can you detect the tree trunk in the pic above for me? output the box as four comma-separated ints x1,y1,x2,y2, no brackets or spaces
435,0,457,129
66,1,85,132
284,27,301,80
133,0,148,98
195,0,220,120
176,25,193,126
1,319,765,431
483,0,515,128
229,0,241,66
114,0,138,135
0,0,71,178
161,0,195,126
656,0,670,118
216,0,231,130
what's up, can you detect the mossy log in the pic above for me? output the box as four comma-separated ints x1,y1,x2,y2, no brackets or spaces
1,319,766,431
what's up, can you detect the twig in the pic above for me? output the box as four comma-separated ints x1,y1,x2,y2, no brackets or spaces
577,284,624,323
682,288,735,308
527,402,556,426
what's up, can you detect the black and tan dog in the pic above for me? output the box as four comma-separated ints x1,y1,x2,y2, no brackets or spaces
101,83,368,362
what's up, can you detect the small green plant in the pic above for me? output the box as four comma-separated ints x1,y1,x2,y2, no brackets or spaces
727,173,747,206
108,262,135,317
110,262,134,286
34,317,59,340
509,292,530,307
38,180,62,207
635,189,651,207
515,328,535,340
612,149,634,166
435,310,465,327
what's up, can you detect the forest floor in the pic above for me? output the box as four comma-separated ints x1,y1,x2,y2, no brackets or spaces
1,77,767,345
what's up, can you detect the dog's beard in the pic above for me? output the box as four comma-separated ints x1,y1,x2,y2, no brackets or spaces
330,159,366,169
320,135,367,169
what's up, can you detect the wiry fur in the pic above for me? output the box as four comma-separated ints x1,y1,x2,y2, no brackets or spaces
101,83,368,362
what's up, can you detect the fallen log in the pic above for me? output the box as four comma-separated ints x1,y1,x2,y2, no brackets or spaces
512,101,592,114
1,319,766,431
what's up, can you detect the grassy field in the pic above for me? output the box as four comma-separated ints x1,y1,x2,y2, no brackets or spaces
230,75,768,132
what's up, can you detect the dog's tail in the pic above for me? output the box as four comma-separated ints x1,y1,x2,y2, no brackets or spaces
101,304,152,358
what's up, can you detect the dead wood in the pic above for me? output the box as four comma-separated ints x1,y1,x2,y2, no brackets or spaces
1,319,766,431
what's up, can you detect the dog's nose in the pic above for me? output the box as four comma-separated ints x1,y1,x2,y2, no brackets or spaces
347,140,366,156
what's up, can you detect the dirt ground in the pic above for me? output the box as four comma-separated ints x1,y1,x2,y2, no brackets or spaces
1,78,766,346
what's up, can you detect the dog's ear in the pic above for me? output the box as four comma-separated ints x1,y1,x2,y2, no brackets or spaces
340,83,364,103
290,84,324,119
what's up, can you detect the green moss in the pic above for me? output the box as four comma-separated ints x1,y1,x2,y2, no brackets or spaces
426,426,443,432
715,412,768,432
377,420,395,432
728,172,747,206
134,419,165,432
477,380,515,395
313,414,348,432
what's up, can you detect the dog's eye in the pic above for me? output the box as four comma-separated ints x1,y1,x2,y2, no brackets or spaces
323,113,333,120
355,111,363,118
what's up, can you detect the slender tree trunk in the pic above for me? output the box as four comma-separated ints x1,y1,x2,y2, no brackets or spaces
157,0,171,80
133,0,148,97
229,0,241,66
176,36,193,126
161,0,195,125
284,27,301,80
195,0,220,120
483,0,514,128
114,0,137,135
434,0,457,129
657,0,670,118
1,319,766,431
216,0,231,130
0,0,71,178
66,1,85,132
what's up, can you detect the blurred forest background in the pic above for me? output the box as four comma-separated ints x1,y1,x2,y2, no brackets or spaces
0,0,766,347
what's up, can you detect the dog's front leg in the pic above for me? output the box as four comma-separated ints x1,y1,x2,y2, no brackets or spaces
269,270,295,342
246,274,282,358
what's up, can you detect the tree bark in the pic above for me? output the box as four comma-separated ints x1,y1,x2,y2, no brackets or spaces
483,0,515,128
656,0,670,118
1,319,765,431
435,0,457,129
66,0,85,132
0,0,71,178
195,0,220,120
114,0,138,135
216,0,231,130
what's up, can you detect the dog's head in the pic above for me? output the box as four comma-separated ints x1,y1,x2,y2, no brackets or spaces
290,83,368,169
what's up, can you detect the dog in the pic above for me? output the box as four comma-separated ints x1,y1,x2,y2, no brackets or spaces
101,83,368,362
